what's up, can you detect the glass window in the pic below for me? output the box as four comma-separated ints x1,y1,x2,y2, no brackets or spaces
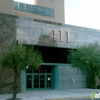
26,68,32,73
32,5,37,14
46,68,52,73
47,75,51,88
14,1,55,18
49,9,54,17
44,8,49,16
26,75,32,88
37,6,43,15
34,69,40,73
26,4,32,13
34,75,39,88
14,1,18,10
19,2,25,11
40,67,45,73
40,75,45,88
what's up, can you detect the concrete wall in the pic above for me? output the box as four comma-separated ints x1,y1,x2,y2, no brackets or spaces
13,0,65,24
0,0,13,14
1,13,99,49
15,16,100,49
58,65,87,89
0,13,19,94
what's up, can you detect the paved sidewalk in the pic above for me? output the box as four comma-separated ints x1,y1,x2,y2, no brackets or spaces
0,89,100,100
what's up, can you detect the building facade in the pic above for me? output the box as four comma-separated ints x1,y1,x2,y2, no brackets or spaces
13,0,65,24
0,0,99,93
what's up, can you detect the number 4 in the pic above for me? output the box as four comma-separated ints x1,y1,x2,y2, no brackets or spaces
49,29,57,41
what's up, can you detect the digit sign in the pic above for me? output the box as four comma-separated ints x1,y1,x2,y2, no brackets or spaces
49,29,70,43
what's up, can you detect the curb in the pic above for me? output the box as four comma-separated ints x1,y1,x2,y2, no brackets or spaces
44,96,90,100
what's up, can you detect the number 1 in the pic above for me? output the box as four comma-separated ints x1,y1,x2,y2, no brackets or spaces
66,31,70,42
59,30,63,42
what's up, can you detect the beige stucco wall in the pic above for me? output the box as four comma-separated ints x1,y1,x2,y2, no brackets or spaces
0,0,13,14
13,0,65,24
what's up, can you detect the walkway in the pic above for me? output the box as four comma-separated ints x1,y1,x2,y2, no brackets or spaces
0,89,100,100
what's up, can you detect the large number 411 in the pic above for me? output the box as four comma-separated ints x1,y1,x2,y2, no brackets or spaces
49,29,70,42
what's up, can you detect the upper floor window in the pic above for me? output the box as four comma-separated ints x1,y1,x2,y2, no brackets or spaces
14,1,54,18
26,4,32,13
14,1,18,10
19,2,25,11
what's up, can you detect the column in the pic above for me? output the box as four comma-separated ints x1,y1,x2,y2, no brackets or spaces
52,66,58,89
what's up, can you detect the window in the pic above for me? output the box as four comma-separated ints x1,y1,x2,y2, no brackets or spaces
19,3,25,11
37,6,43,15
32,5,37,14
14,1,55,18
14,1,18,10
49,9,54,17
26,4,32,13
44,8,49,16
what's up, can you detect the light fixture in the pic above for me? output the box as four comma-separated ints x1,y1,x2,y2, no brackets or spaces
26,66,28,69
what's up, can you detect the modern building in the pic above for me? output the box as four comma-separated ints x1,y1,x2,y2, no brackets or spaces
0,0,100,93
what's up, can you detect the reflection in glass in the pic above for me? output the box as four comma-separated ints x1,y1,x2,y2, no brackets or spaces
26,4,32,12
34,75,39,88
14,1,54,17
26,75,32,88
47,75,51,88
26,66,52,89
49,9,54,17
46,68,51,73
37,6,43,15
34,67,41,73
40,67,45,73
32,5,37,14
40,75,45,88
44,8,49,16
14,1,18,10
34,69,39,73
19,3,25,11
26,68,32,73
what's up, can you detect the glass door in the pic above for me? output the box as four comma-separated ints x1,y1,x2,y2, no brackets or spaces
40,75,45,88
26,75,32,89
26,66,53,89
46,75,51,88
34,74,46,88
34,75,39,88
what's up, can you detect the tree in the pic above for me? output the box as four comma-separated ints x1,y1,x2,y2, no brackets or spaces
0,45,43,100
68,43,100,88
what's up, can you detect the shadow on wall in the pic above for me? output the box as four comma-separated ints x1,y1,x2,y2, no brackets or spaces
38,34,57,47
0,15,19,94
87,72,100,89
0,67,14,94
0,16,16,46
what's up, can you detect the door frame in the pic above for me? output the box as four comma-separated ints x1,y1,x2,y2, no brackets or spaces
25,65,53,90
22,63,60,91
26,73,52,90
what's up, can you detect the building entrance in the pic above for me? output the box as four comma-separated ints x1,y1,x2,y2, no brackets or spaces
26,66,52,89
